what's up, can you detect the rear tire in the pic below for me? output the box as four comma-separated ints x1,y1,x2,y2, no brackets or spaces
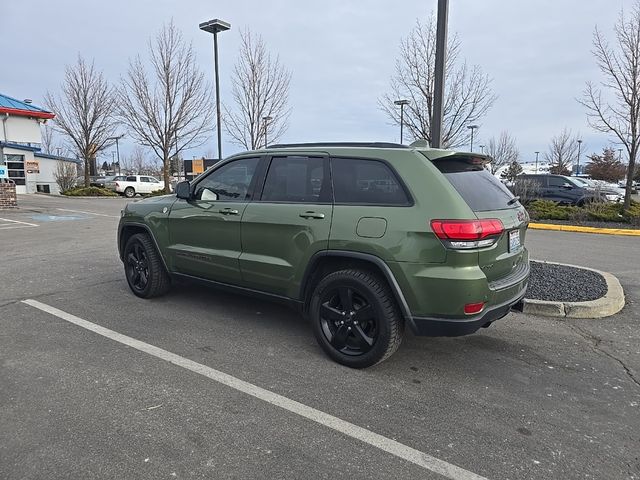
123,233,171,298
309,269,404,368
124,187,135,198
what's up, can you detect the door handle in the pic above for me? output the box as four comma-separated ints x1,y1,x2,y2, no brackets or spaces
299,211,325,219
219,208,239,215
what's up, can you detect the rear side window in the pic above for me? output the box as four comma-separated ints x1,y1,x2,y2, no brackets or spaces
331,158,409,205
434,158,516,211
261,156,329,203
126,176,136,182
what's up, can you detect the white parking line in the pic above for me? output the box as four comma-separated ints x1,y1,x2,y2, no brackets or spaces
57,208,119,218
0,217,39,229
22,298,488,480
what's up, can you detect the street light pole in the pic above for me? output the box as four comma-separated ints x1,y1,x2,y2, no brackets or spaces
393,99,409,144
200,19,231,161
431,0,449,148
106,134,124,174
262,116,273,148
479,144,485,154
467,125,478,152
535,151,540,174
577,139,583,175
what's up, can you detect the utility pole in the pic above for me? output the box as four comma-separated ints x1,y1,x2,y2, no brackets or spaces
430,0,449,148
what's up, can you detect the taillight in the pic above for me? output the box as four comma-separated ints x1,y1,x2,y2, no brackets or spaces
430,219,504,249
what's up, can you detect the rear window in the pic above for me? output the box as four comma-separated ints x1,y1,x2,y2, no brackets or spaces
434,158,516,211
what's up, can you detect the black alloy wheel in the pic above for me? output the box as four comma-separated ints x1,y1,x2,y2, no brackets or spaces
123,233,171,298
310,269,404,368
126,241,150,293
319,286,377,356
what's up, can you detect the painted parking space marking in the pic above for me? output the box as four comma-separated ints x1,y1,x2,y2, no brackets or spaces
0,217,39,230
57,208,120,219
22,298,489,480
30,213,88,222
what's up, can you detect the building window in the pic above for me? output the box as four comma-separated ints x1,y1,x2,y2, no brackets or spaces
4,154,26,186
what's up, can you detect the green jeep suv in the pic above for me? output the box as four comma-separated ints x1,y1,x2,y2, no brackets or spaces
118,142,529,368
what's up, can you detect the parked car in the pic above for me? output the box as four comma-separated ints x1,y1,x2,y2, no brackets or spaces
104,175,128,191
513,174,621,205
113,175,167,197
575,178,625,201
89,176,107,188
118,142,529,368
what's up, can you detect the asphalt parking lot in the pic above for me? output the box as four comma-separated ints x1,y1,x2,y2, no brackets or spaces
1,194,639,480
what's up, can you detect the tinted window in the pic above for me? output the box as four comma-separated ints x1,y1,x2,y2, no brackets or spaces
140,177,151,183
194,157,260,201
434,159,516,211
520,175,545,187
548,176,570,187
331,158,409,205
261,156,328,203
126,176,136,182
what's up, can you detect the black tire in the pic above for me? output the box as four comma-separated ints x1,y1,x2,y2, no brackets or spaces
124,187,135,198
123,233,171,298
309,269,404,368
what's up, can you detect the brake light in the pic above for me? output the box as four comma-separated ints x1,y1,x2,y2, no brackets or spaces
431,219,504,249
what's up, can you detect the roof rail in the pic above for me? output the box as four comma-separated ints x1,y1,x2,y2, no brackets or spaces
266,142,410,149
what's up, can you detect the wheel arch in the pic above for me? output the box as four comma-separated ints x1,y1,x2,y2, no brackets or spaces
118,222,170,272
300,251,411,320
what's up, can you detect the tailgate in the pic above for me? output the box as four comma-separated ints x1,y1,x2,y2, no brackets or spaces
429,153,529,286
475,207,528,285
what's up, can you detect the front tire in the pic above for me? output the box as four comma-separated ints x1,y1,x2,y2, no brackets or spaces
123,233,171,298
310,269,404,368
124,187,135,198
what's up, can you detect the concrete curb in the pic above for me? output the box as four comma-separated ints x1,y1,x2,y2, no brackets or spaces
529,222,640,236
521,260,625,319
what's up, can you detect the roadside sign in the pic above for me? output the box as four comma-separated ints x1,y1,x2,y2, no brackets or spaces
192,159,204,174
0,164,7,179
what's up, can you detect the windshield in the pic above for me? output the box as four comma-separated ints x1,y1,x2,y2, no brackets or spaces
433,158,517,211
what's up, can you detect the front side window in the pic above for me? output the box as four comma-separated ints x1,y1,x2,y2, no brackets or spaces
126,176,136,182
261,156,328,203
194,157,260,201
548,176,568,187
331,157,409,205
140,177,151,183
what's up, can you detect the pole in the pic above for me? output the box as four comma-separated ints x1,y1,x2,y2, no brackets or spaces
535,151,539,174
264,119,268,148
431,0,449,148
470,129,475,152
399,103,405,144
213,31,223,160
577,140,582,175
115,137,121,174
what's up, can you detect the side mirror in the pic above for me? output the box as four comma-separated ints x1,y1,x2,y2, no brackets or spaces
176,181,191,199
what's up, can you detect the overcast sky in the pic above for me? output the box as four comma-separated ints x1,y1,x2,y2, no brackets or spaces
2,0,630,163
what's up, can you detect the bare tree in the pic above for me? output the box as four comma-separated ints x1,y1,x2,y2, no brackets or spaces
224,29,292,150
53,161,78,193
380,17,496,148
579,3,640,210
40,123,55,155
45,56,118,187
126,145,159,175
545,129,579,175
485,131,520,174
118,21,215,192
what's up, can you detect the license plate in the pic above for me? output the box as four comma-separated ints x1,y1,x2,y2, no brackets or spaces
509,229,521,252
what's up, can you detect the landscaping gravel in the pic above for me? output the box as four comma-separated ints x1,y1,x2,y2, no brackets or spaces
527,261,608,302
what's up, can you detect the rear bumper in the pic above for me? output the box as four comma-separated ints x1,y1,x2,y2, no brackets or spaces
407,285,527,336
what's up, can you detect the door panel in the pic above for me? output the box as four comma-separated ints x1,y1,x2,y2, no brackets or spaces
239,155,332,298
167,157,261,284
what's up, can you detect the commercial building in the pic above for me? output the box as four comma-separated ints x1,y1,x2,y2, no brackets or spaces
0,93,80,194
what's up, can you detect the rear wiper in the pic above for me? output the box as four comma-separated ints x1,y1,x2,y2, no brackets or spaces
507,196,520,206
